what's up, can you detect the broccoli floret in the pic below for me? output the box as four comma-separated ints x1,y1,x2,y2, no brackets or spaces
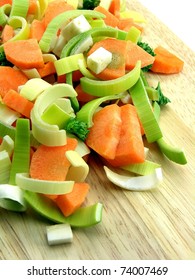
155,82,171,106
0,51,13,66
65,118,89,141
82,0,100,10
137,41,156,72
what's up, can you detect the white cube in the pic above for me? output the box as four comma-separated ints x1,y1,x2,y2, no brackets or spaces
87,47,112,74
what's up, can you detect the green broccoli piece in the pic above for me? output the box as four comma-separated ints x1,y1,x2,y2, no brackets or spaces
137,41,156,72
65,118,89,141
82,0,100,10
155,82,171,106
0,51,13,66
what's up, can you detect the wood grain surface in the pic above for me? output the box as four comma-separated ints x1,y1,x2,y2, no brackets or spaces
0,0,194,260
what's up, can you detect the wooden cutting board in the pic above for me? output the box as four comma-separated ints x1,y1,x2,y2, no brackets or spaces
0,0,194,260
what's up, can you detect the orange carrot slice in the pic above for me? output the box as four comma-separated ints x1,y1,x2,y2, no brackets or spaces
4,38,44,69
86,104,122,160
94,5,119,28
1,24,14,43
29,138,78,181
87,38,128,80
109,0,120,18
117,18,143,32
0,0,12,6
37,61,56,78
0,66,28,98
107,104,145,167
42,0,75,27
151,46,184,74
125,40,155,70
55,182,90,217
29,19,46,41
28,0,37,15
75,83,96,103
2,89,34,118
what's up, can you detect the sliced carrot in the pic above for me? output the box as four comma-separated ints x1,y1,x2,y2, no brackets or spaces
29,19,46,41
107,104,145,167
0,66,28,98
3,89,34,118
109,0,120,18
0,0,12,6
151,46,184,74
94,5,119,28
44,194,58,201
75,83,96,103
125,40,155,70
55,182,90,217
117,18,143,32
86,104,122,159
87,38,128,80
4,38,44,69
42,0,75,27
1,24,14,44
28,0,37,15
37,61,56,78
29,138,78,181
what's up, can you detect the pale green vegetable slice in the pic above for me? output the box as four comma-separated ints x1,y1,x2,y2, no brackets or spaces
0,102,20,125
0,184,26,212
0,135,14,157
46,224,73,245
65,150,89,182
104,166,163,191
9,119,30,185
130,77,163,143
20,78,51,101
125,26,141,43
31,83,77,146
121,160,161,176
54,53,85,76
0,4,11,27
24,190,103,227
80,60,141,97
21,68,41,79
16,173,74,195
157,137,187,165
78,58,97,79
10,0,29,18
0,151,11,184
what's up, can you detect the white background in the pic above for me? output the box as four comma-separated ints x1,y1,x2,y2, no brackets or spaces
138,0,195,51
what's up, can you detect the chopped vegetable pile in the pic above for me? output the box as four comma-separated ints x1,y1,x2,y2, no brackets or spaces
0,0,186,245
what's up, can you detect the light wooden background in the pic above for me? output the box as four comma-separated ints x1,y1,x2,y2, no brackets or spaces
0,0,194,260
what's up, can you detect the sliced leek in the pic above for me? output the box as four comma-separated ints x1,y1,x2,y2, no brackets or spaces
130,77,163,143
80,60,141,97
16,173,74,195
0,184,26,212
121,160,161,176
9,118,30,185
65,150,89,182
46,223,73,245
20,78,51,101
0,151,11,184
0,135,14,157
10,0,29,18
0,102,20,125
24,190,103,227
0,4,11,27
54,53,85,76
104,166,163,191
157,137,187,165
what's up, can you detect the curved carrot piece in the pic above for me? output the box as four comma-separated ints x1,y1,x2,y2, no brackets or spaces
3,89,34,118
0,66,28,98
55,182,90,217
107,104,145,167
4,38,44,69
109,0,120,18
30,138,78,181
151,46,184,74
94,5,119,28
87,38,128,80
86,104,122,159
1,24,14,43
28,0,37,15
37,61,56,78
117,18,143,32
126,40,155,70
75,83,96,103
29,19,46,41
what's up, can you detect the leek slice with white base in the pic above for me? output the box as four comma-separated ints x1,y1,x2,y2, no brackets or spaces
104,166,163,191
0,151,11,184
16,173,74,195
46,224,73,245
0,184,26,212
